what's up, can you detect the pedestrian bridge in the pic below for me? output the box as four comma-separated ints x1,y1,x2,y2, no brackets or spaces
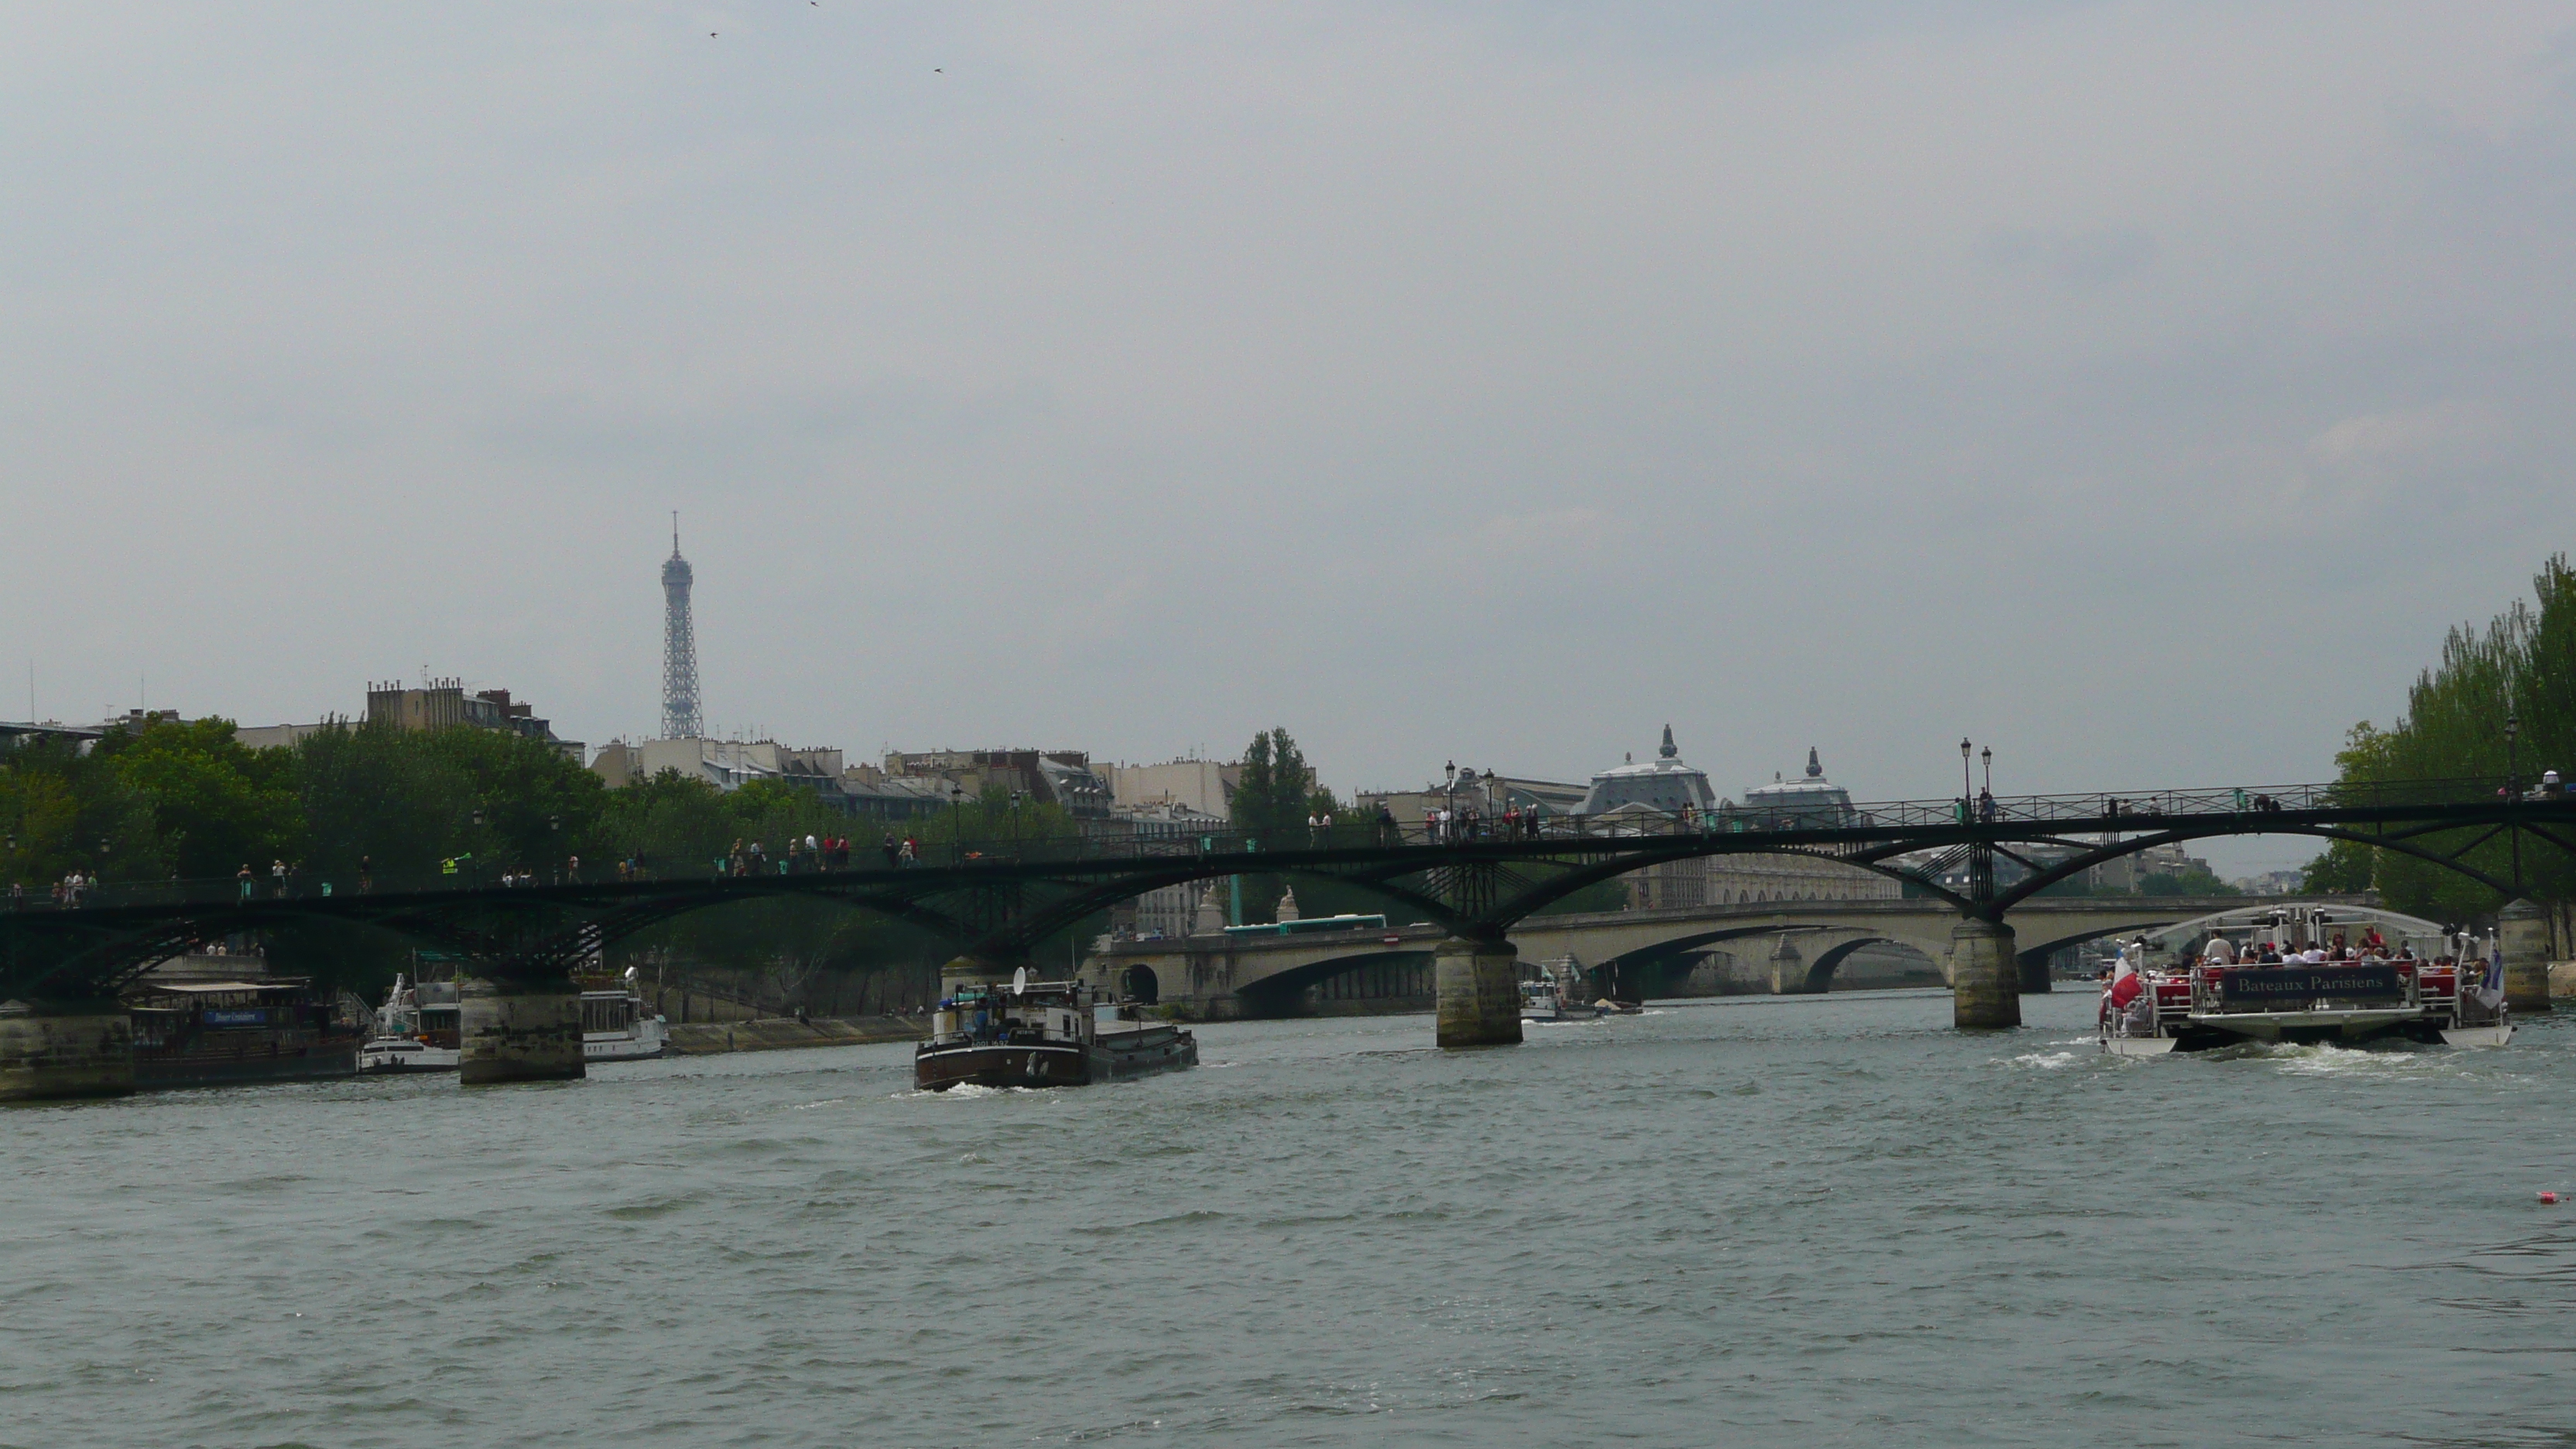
1088,896,2300,1016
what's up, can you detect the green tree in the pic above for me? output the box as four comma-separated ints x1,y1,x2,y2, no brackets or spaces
2310,554,2576,929
95,718,302,879
2,735,166,888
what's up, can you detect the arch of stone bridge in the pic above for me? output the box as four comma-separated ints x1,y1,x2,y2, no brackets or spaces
1505,913,1968,985
1230,948,1439,1015
1598,927,1897,996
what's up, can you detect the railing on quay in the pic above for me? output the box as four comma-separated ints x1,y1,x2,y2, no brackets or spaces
3,775,2548,920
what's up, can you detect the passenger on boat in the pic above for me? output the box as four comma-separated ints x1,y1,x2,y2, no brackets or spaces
2202,937,2237,965
2108,961,2143,1011
2107,961,2153,1033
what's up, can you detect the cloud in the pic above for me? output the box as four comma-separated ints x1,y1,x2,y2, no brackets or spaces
6,0,2576,833
1974,227,2159,288
1478,507,1617,557
2307,400,2505,464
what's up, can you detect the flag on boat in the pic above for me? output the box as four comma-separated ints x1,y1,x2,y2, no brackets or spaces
2474,933,2506,1010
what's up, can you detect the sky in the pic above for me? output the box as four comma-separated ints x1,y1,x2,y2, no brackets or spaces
8,2,2576,873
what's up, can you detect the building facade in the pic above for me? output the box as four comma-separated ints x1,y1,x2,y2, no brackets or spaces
365,680,583,762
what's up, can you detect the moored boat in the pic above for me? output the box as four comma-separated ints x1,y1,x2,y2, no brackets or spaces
359,972,461,1074
577,968,669,1062
129,978,363,1088
915,971,1195,1090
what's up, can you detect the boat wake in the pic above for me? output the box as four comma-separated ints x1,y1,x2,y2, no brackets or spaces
2004,1050,2086,1070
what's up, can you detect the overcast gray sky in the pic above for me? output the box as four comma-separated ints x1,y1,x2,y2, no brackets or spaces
8,2,2574,871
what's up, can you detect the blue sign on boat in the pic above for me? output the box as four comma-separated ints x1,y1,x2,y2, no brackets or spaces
2219,965,2404,1004
201,1008,269,1026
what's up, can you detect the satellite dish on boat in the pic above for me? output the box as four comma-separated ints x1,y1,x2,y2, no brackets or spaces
1012,967,1029,996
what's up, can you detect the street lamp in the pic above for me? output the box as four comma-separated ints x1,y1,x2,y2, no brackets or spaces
1982,745,1992,795
2507,704,2523,894
1959,738,1972,803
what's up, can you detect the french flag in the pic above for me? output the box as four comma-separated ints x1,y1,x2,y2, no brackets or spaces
2475,935,2506,1010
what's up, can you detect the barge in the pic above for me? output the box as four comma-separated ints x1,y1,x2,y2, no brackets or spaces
915,971,1195,1090
128,978,362,1088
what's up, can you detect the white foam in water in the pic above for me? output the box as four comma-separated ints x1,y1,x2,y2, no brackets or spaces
2009,1050,2084,1070
2268,1042,2442,1077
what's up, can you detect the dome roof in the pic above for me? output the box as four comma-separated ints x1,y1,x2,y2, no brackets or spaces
1580,725,1718,815
1742,746,1855,825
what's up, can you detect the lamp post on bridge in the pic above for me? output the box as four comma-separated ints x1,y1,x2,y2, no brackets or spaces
2498,701,2553,1012
2506,704,2523,896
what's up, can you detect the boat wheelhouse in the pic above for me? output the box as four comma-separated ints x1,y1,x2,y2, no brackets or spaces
2098,903,2512,1055
916,971,1196,1090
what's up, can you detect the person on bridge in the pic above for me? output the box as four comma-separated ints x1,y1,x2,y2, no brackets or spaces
1977,788,1998,823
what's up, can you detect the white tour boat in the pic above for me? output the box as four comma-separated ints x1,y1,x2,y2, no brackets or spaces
359,973,461,1074
2098,904,2513,1056
581,968,670,1062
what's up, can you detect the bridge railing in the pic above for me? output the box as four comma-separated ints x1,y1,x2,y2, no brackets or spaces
3,776,2538,918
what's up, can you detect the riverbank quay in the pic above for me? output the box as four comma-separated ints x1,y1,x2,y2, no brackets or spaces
661,1014,927,1055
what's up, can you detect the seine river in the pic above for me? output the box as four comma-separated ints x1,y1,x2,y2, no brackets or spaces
7,989,2574,1447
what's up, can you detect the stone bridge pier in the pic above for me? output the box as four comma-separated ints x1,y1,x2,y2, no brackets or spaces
0,996,135,1101
458,972,584,1086
1948,919,2021,1029
1435,937,1523,1048
2502,899,2555,1013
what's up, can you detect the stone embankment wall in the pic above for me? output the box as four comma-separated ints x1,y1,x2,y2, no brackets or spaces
2549,960,2576,998
663,1015,927,1055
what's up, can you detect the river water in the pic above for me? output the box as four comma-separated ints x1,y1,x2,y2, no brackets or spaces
6,988,2575,1447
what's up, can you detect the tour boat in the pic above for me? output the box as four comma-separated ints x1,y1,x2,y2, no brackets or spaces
580,968,670,1062
2096,907,2516,1055
915,971,1196,1090
359,973,461,1074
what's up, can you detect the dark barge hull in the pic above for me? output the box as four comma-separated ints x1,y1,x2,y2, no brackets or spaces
914,1025,1197,1091
136,1044,360,1090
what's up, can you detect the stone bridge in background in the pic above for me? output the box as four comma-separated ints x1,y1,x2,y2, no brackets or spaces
1088,896,2292,1017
